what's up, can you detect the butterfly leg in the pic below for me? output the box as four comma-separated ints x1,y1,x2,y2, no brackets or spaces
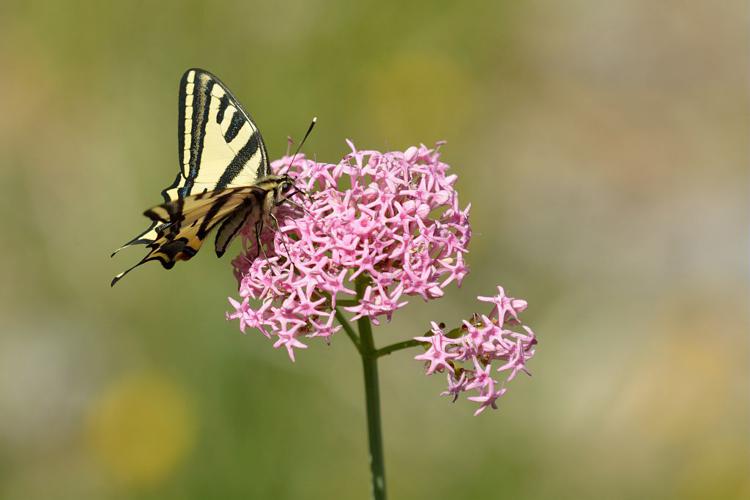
255,218,278,273
269,213,294,262
254,220,264,261
269,213,300,277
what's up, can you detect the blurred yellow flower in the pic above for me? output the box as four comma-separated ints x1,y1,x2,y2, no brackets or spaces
86,372,195,487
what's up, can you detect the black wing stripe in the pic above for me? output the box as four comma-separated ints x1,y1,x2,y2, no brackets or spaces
182,74,215,197
216,133,260,190
216,93,230,124
177,76,187,173
215,205,254,257
161,172,182,203
224,111,244,142
197,196,232,238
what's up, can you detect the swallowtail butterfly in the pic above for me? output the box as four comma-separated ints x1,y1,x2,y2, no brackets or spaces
111,68,311,286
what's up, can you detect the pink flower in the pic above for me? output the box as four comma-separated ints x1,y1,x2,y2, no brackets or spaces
415,287,537,415
441,371,468,402
414,322,459,375
477,286,528,327
227,142,471,361
468,379,507,416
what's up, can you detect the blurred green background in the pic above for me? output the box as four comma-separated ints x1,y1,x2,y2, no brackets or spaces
1,1,747,499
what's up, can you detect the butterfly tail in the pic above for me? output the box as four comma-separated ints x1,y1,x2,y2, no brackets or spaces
111,255,153,286
111,223,159,257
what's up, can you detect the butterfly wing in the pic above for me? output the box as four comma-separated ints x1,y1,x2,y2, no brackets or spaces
214,186,270,258
169,67,270,198
112,68,271,284
111,187,263,286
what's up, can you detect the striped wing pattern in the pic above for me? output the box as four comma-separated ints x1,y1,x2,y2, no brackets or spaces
111,69,271,286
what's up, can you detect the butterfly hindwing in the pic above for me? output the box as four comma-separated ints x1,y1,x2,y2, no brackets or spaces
215,188,268,258
111,187,262,286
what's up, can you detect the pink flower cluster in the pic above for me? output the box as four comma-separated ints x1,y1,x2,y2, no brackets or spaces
227,142,471,360
415,286,536,415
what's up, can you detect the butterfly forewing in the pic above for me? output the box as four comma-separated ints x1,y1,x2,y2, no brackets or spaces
173,69,270,199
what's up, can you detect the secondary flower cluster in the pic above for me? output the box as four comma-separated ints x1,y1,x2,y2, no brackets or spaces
415,286,536,415
228,142,471,360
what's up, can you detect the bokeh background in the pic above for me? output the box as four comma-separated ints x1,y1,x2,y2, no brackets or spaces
1,1,747,499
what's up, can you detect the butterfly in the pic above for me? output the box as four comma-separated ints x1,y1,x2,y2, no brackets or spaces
111,68,312,286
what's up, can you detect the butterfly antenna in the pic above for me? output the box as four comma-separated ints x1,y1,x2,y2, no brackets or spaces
287,117,317,169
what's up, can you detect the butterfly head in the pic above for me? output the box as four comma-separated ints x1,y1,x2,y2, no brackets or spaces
279,175,295,195
270,174,306,206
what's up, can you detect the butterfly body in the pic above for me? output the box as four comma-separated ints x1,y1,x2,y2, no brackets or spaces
112,69,296,286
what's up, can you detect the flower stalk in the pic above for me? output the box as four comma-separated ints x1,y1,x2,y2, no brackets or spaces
335,307,362,354
355,278,387,500
375,338,423,357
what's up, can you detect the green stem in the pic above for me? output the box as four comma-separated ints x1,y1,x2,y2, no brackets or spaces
376,339,423,357
356,278,387,500
336,299,359,307
376,326,464,357
335,307,361,354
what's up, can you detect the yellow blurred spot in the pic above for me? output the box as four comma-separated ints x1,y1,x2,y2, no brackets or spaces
365,52,474,144
603,297,747,457
86,372,195,487
676,439,750,500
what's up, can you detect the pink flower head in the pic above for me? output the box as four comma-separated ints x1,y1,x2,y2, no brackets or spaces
416,287,537,415
228,142,471,360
